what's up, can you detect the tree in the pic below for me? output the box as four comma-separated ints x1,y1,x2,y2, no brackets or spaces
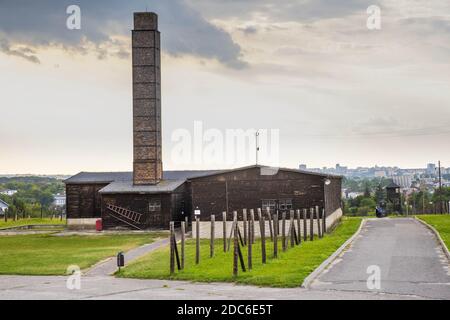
375,184,386,204
363,182,371,198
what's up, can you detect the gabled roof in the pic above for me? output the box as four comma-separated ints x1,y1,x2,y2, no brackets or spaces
99,180,186,194
64,165,342,194
186,165,342,180
386,181,401,189
64,170,223,184
0,199,9,207
64,172,132,184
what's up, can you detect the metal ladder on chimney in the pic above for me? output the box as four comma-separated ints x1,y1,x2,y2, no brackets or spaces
106,204,143,230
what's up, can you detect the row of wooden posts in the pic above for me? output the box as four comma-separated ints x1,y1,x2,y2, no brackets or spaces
3,212,64,222
169,206,327,275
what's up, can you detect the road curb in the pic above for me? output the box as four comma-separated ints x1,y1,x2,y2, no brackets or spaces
301,218,367,289
414,217,450,261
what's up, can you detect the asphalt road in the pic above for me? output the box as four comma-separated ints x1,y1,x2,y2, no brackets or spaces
311,218,450,299
0,275,418,300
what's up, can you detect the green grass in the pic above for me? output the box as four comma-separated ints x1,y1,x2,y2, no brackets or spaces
0,232,167,275
118,217,362,287
417,215,450,250
0,218,66,229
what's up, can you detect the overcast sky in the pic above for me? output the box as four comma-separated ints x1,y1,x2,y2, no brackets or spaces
0,0,449,174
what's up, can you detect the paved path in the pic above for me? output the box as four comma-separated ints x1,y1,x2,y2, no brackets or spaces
310,218,450,299
85,237,169,276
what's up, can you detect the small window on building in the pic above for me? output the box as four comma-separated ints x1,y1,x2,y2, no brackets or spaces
262,199,277,213
279,199,293,211
149,199,161,212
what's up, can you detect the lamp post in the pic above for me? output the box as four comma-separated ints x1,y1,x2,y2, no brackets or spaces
323,178,331,233
438,161,443,214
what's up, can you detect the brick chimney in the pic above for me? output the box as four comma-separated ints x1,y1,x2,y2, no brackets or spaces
132,12,162,185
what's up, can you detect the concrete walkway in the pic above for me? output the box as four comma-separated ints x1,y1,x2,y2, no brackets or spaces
310,218,450,299
85,237,170,276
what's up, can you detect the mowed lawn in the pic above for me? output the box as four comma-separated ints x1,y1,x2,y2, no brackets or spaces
0,232,167,275
0,218,66,229
118,217,362,287
418,215,450,250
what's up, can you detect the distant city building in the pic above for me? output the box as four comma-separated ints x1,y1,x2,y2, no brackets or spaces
335,163,348,175
297,162,449,182
0,199,9,215
0,189,17,196
374,171,386,177
53,194,66,207
427,163,436,175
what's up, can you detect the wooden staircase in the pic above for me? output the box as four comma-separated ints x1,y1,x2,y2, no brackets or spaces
106,204,143,230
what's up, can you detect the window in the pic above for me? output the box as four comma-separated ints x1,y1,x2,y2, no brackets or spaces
149,199,161,212
279,199,292,211
262,199,277,213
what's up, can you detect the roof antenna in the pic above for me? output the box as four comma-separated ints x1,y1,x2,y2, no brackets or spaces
255,130,260,165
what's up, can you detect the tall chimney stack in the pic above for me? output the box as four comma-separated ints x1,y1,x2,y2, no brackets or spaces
132,12,162,185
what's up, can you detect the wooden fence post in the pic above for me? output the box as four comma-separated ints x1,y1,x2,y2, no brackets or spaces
315,206,322,238
195,216,200,264
222,211,227,252
322,208,326,234
303,209,307,242
266,207,274,241
250,209,255,244
237,231,246,272
290,214,295,248
210,214,215,258
260,216,266,263
181,221,185,269
282,212,286,251
296,209,301,244
233,216,238,277
170,221,175,275
257,208,262,239
185,216,189,232
273,214,278,258
243,209,247,246
309,208,314,241
248,218,252,270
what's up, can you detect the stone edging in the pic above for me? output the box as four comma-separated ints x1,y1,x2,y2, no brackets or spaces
0,224,64,231
301,218,367,289
414,216,450,261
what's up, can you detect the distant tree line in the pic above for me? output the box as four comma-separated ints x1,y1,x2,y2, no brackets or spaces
0,177,65,218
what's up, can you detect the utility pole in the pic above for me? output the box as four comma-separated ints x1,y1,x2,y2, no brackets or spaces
438,160,443,214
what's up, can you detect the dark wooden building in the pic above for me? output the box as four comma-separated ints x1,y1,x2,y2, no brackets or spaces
386,181,402,213
65,165,342,230
64,12,343,230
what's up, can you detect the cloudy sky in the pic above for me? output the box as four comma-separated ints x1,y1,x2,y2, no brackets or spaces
0,0,449,174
